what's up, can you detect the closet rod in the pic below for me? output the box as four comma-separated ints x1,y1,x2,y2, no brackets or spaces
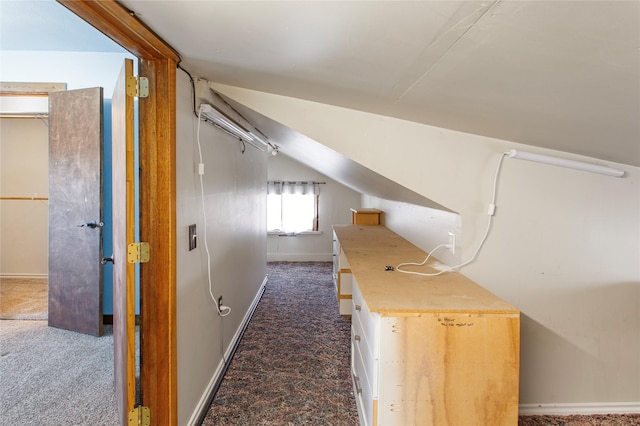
0,196,48,201
0,114,48,119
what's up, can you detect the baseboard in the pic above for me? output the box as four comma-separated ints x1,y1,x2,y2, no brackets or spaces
0,274,48,279
267,253,332,262
187,275,268,426
519,402,640,415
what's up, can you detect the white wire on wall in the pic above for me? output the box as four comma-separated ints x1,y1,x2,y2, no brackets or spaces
396,151,509,277
197,104,231,316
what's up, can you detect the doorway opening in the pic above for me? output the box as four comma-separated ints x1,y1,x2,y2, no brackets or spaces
0,0,142,422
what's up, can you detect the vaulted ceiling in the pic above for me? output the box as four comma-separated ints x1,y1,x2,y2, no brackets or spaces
117,0,639,167
2,1,638,168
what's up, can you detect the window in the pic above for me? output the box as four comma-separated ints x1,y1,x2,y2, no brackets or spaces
267,181,320,233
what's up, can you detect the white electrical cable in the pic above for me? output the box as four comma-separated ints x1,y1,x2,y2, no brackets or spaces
396,244,449,276
396,151,509,277
197,105,231,317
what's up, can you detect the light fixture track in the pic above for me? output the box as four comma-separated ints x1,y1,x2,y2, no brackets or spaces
507,149,624,177
199,103,269,152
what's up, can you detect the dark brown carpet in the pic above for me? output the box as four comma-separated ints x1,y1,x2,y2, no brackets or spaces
202,262,639,426
519,414,640,426
202,262,358,425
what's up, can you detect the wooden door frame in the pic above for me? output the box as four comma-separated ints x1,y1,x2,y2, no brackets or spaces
57,1,179,424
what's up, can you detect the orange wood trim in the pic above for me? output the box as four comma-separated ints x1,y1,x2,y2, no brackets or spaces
139,57,178,426
55,1,178,424
57,0,180,61
125,57,137,418
373,399,378,425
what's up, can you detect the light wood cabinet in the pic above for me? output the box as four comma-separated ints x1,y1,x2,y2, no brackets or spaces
334,225,520,426
350,208,382,225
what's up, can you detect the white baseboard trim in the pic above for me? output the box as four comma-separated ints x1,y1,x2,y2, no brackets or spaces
266,253,332,262
519,402,640,415
186,275,268,426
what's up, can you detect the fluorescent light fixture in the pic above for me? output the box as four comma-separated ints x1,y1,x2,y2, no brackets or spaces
199,103,254,140
507,149,624,177
247,131,269,152
199,103,275,153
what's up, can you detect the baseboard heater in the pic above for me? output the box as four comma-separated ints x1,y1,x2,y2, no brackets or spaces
519,402,640,415
193,276,268,425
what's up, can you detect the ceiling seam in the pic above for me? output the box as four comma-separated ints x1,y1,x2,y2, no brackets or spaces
393,0,502,105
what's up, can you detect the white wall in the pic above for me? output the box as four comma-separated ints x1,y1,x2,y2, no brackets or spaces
0,118,49,276
459,157,639,409
267,153,360,261
205,86,640,413
362,197,463,267
175,72,268,425
0,49,134,277
365,177,640,409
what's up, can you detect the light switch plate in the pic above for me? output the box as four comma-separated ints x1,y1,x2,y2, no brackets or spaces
188,224,197,251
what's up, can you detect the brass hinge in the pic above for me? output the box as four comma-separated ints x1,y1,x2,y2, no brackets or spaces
128,406,150,425
127,242,150,264
126,76,149,98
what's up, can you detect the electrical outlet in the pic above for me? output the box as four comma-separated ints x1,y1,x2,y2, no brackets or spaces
448,232,456,255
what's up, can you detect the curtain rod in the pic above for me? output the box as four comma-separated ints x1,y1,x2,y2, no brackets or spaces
268,180,326,185
0,114,48,119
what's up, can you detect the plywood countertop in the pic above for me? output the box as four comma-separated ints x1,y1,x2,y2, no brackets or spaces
333,225,518,316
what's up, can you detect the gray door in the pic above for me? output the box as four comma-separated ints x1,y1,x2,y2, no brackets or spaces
48,87,104,337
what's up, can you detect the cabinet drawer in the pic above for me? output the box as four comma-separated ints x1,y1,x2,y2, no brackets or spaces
352,335,374,426
351,321,376,396
352,280,378,357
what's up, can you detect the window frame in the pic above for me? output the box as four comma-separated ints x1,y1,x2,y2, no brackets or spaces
267,181,321,235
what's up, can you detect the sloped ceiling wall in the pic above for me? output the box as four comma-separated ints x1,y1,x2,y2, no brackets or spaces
122,0,640,167
220,91,453,212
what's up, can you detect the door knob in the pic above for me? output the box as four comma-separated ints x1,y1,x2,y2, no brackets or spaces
101,256,114,265
78,220,103,229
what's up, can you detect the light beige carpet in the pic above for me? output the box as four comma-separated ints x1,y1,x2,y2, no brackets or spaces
0,277,48,320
